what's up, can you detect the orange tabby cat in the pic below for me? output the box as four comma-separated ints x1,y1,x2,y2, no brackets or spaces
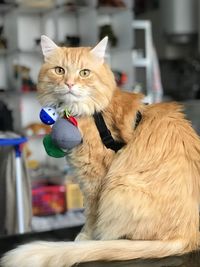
1,35,200,267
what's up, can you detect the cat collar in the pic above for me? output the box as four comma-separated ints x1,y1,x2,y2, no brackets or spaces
93,111,142,153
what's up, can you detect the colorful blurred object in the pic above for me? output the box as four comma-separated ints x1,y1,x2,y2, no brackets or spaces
65,182,84,211
113,70,128,86
32,185,66,216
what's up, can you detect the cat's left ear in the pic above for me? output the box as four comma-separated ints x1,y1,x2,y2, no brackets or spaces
90,36,108,63
41,35,58,59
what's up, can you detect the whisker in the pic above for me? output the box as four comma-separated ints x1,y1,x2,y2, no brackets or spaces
54,89,66,93
38,81,54,84
39,91,53,97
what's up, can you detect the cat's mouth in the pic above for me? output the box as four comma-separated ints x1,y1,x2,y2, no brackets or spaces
54,85,90,101
58,90,84,98
55,86,77,94
55,90,88,105
57,91,75,96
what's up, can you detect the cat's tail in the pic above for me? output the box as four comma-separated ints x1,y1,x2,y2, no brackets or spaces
1,239,191,267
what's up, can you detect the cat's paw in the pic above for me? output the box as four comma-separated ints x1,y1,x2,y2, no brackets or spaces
75,232,91,241
0,241,73,267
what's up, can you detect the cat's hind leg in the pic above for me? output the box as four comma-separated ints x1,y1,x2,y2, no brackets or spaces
93,179,154,241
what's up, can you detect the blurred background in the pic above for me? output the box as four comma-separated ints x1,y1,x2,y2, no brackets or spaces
0,0,200,239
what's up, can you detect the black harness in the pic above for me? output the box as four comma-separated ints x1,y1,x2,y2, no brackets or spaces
93,111,142,153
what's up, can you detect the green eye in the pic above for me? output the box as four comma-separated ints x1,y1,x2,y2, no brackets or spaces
55,66,65,75
79,69,91,78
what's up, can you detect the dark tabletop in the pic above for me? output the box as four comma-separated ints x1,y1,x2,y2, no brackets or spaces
76,252,200,267
0,226,199,267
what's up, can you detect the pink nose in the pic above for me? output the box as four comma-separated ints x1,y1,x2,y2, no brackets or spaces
65,82,74,89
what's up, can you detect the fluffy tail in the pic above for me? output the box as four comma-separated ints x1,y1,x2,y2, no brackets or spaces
1,239,189,267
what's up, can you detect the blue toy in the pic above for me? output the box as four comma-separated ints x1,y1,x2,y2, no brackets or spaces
40,107,59,125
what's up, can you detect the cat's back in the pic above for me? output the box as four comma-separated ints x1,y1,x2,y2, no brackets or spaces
141,101,200,153
144,101,185,121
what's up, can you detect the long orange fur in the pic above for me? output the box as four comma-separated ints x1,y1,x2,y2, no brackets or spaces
1,36,200,267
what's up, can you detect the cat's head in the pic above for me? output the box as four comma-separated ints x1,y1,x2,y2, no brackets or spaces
37,35,116,116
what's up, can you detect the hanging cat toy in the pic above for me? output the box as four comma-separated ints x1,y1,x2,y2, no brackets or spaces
39,107,82,158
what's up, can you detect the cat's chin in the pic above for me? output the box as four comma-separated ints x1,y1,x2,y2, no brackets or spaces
57,98,97,117
66,91,85,101
71,102,96,116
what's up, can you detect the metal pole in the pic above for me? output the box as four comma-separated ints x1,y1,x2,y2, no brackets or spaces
15,145,25,234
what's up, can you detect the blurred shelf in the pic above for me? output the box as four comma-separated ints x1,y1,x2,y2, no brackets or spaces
0,48,42,56
0,3,14,14
98,6,129,15
0,49,8,56
13,5,55,15
32,210,85,232
133,57,150,67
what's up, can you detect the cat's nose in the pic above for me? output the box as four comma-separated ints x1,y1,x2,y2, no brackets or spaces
65,82,74,90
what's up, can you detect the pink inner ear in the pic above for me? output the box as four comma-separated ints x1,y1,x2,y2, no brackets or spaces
41,35,58,57
90,36,108,63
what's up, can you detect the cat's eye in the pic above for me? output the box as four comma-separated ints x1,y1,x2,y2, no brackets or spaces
55,66,65,75
79,69,91,78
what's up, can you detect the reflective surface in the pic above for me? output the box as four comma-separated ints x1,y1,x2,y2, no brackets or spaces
77,251,200,267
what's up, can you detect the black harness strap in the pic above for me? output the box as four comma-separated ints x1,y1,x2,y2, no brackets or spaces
134,110,142,129
93,112,125,152
93,111,142,153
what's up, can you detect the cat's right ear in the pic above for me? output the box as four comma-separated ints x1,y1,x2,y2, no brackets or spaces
41,35,58,59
